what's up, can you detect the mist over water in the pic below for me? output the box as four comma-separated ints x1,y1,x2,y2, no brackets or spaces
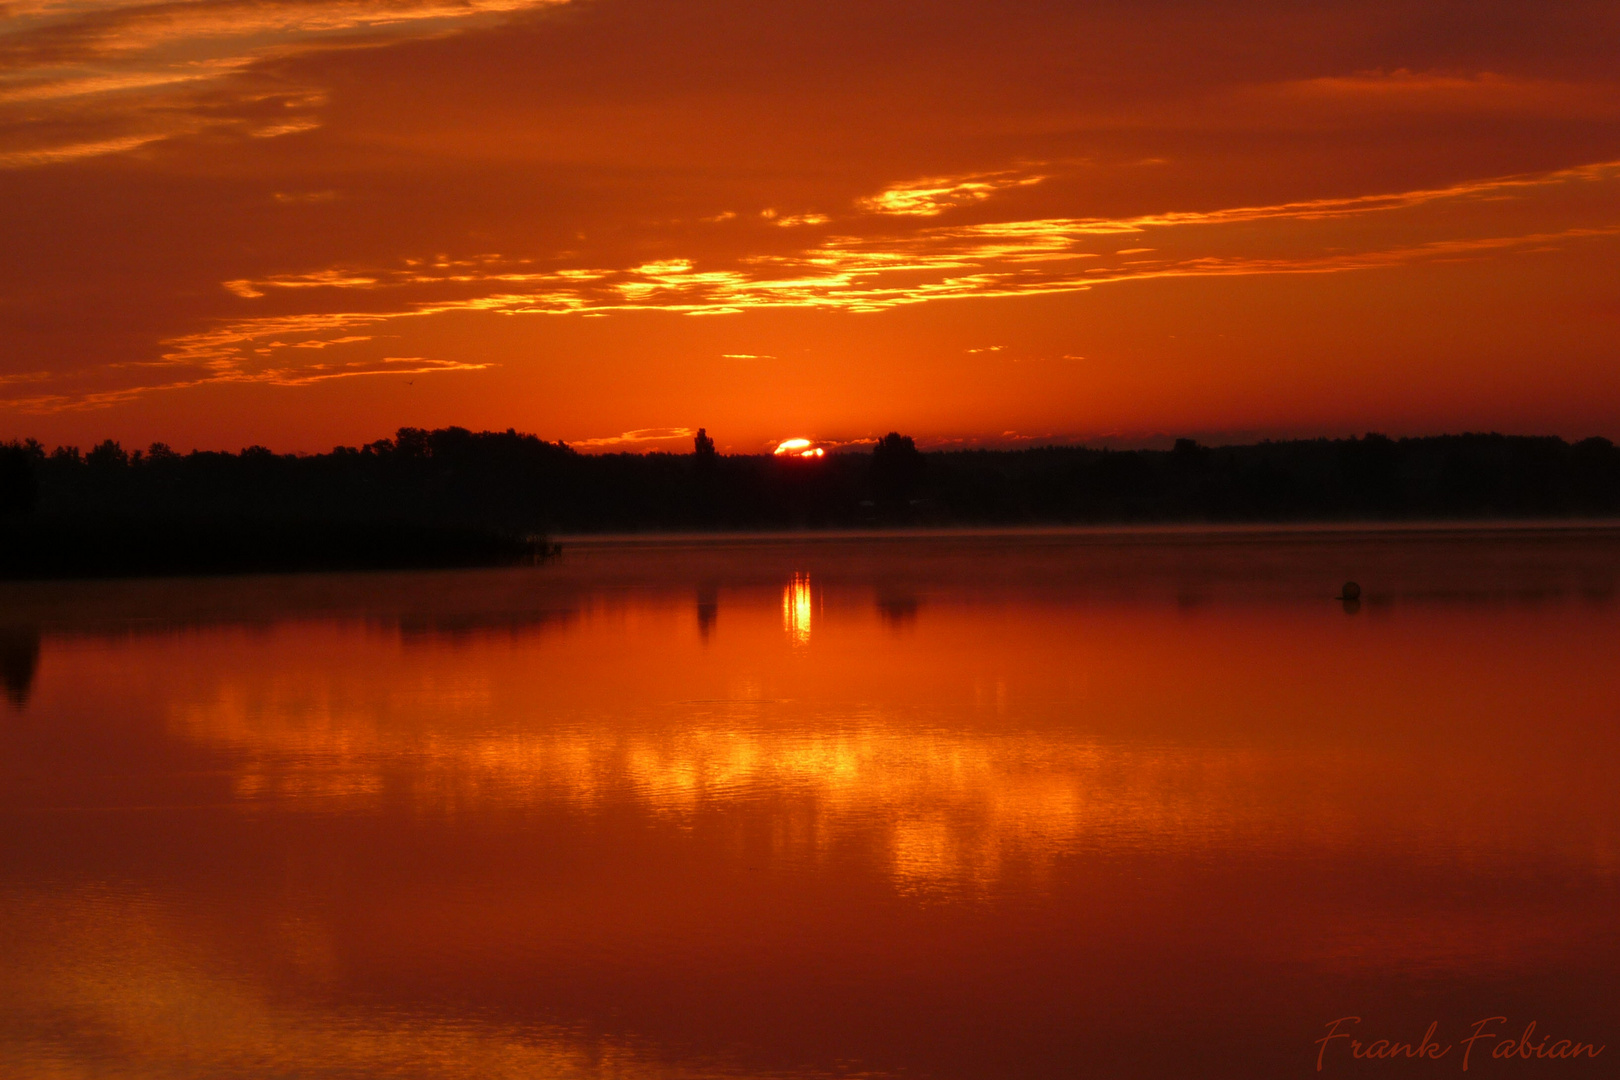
2,528,1617,1079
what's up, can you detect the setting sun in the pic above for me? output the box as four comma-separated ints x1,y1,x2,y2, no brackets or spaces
773,439,825,458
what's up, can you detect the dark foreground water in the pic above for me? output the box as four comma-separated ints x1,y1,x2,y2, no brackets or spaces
1,527,1616,1079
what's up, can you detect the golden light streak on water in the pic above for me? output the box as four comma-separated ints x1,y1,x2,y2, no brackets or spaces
782,572,812,644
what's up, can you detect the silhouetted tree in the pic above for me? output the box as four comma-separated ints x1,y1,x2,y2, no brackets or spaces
0,444,37,516
871,432,924,503
694,428,716,459
86,439,128,469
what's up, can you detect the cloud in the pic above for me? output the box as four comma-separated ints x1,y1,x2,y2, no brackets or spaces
0,370,53,385
0,0,575,168
224,270,383,297
262,356,489,387
211,157,1620,319
0,62,245,104
1254,70,1620,119
10,157,1620,410
857,169,1046,216
1,348,490,411
0,0,565,65
272,189,337,203
0,130,164,166
0,310,487,409
571,427,695,448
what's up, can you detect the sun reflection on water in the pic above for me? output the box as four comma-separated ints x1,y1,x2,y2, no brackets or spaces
782,574,813,644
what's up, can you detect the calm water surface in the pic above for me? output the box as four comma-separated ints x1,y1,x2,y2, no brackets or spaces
1,528,1617,1079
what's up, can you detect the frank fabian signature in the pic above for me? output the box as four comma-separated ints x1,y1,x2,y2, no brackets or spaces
1317,1018,1606,1071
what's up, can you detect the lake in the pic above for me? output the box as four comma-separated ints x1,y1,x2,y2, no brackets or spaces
2,527,1616,1078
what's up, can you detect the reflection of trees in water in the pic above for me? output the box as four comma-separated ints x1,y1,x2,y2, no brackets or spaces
876,591,919,627
695,584,718,641
392,608,576,645
0,627,40,708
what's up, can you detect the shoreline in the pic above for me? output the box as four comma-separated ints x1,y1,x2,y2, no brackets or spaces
0,516,1615,586
555,517,1620,547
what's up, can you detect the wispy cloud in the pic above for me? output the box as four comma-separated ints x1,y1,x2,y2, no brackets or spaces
0,130,167,166
1253,69,1620,119
0,0,574,167
0,370,53,386
11,158,1619,409
0,61,245,104
3,351,488,411
212,157,1620,319
264,356,488,387
857,169,1046,216
571,427,695,448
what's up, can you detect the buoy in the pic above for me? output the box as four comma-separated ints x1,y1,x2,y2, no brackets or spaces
1338,581,1361,601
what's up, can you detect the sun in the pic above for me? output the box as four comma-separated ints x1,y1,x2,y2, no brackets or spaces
773,438,825,459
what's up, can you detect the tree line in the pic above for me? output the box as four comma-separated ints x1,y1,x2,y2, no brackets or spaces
0,426,1616,575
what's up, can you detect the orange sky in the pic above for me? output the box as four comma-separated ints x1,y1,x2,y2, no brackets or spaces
2,0,1618,452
